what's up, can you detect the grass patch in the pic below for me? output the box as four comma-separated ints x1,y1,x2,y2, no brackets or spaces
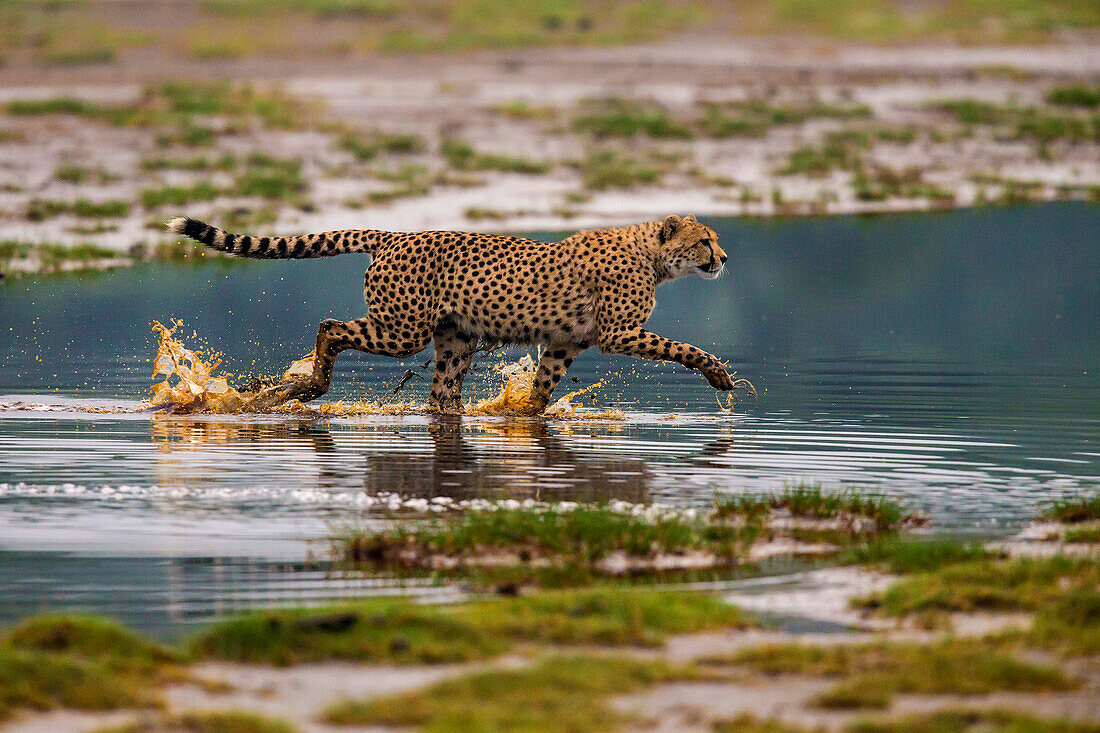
338,131,424,161
696,104,770,138
853,555,1100,655
712,716,816,733
324,654,704,731
714,484,914,531
843,536,992,573
441,138,550,174
1042,493,1100,523
140,154,237,172
0,647,152,721
697,100,871,139
1028,585,1100,656
0,615,178,721
777,138,862,177
456,587,750,648
0,243,126,277
572,97,692,139
935,99,1099,142
54,165,119,184
93,710,300,733
204,0,399,21
854,555,1097,615
235,155,307,200
360,164,431,203
853,167,954,204
1014,112,1093,143
1048,84,1100,109
846,709,1100,733
5,83,316,139
189,599,502,667
141,183,225,209
714,639,1074,709
66,223,119,235
493,99,558,121
25,199,131,220
190,587,747,667
5,97,103,116
1065,526,1100,543
937,99,1013,125
339,504,750,569
574,149,661,190
464,207,510,221
43,47,115,66
153,81,313,129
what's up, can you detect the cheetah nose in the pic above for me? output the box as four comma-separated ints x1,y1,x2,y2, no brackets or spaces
719,254,728,264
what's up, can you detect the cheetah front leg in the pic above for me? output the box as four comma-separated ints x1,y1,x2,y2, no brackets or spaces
245,316,432,411
521,344,585,416
597,328,736,391
428,325,478,413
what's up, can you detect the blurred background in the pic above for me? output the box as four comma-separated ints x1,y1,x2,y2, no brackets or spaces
0,0,1097,265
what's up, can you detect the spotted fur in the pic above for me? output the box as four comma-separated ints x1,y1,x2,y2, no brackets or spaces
167,214,733,414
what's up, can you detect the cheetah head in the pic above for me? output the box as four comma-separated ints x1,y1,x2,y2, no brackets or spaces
658,214,727,280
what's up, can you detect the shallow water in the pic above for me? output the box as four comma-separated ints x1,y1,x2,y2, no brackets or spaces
1,203,1098,635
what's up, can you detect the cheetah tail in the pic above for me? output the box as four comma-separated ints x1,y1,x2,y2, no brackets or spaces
166,217,379,259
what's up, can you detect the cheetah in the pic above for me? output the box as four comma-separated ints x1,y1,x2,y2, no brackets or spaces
167,214,737,415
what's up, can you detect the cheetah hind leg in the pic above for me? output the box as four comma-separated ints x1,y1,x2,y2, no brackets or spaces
245,317,432,412
428,326,478,413
519,344,584,416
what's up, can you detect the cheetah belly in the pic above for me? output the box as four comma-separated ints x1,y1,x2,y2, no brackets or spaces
448,296,596,347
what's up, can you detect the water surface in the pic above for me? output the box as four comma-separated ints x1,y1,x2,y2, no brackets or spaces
1,203,1097,635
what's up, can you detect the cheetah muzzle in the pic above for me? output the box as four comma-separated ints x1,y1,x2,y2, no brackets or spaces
167,213,740,414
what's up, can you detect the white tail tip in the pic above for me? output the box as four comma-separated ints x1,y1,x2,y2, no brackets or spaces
166,217,188,234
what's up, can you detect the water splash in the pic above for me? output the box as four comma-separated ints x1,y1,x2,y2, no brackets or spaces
466,353,624,419
146,321,624,419
150,320,250,413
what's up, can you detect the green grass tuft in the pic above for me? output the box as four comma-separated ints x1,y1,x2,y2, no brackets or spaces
936,99,1014,125
340,504,749,569
141,183,225,209
323,654,704,731
235,155,307,200
456,587,750,648
1064,526,1100,543
574,149,661,190
572,97,692,139
1047,84,1100,109
716,639,1075,708
852,555,1100,655
0,615,177,721
5,97,103,116
714,484,913,531
188,599,503,667
0,647,153,721
846,708,1100,733
843,536,992,573
1042,494,1100,523
25,199,131,220
189,587,747,667
3,615,178,674
93,709,300,733
441,138,550,174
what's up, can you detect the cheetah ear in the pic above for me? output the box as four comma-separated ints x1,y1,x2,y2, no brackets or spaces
660,215,682,244
683,214,697,223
